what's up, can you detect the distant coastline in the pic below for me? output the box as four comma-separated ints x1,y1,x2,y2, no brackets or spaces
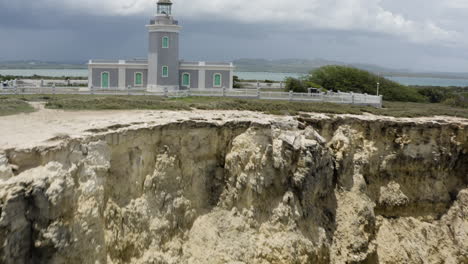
2,59,468,80
1,68,468,87
1,67,468,80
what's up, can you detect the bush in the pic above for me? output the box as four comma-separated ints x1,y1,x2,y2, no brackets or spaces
284,77,307,93
233,75,242,89
307,65,426,102
443,93,468,108
303,80,322,89
284,76,323,93
0,75,17,82
415,86,453,103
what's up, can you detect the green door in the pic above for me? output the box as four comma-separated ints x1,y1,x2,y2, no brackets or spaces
135,73,143,86
182,73,190,87
101,72,109,88
214,74,221,87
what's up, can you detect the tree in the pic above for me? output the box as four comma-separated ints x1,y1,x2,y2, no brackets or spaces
284,77,306,93
233,75,242,88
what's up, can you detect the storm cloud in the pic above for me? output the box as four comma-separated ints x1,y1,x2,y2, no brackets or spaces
0,0,467,71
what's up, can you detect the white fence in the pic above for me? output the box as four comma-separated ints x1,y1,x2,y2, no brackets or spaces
0,86,383,107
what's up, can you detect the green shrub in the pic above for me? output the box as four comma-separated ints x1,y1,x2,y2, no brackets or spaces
416,86,453,103
307,65,426,102
284,77,307,93
233,75,242,88
303,80,322,89
443,93,468,108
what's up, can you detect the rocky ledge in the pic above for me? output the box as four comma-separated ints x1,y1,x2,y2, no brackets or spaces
0,112,467,263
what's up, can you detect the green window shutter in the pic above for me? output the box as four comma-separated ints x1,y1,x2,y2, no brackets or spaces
101,72,109,88
214,74,221,87
182,73,190,86
162,66,168,77
135,73,142,85
162,37,169,48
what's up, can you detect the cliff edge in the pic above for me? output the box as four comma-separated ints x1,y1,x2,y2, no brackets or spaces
0,110,467,263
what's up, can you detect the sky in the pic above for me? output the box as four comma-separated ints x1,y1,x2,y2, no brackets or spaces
0,0,467,72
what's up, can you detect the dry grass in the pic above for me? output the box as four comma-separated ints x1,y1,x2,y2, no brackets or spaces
2,94,468,119
0,97,35,116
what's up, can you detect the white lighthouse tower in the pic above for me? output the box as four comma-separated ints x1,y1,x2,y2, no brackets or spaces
147,0,182,91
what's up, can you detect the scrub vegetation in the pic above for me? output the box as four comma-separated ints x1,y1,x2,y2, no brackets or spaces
0,74,87,81
285,65,425,102
3,94,468,119
0,97,35,116
285,65,468,104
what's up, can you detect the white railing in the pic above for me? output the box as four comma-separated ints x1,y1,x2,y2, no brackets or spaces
0,86,383,107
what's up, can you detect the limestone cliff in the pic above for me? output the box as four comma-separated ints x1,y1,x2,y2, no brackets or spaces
0,114,467,264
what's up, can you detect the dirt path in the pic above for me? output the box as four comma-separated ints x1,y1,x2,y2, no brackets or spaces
0,102,295,150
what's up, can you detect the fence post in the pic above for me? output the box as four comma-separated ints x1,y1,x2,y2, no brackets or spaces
257,86,261,99
127,85,131,96
14,82,18,95
257,81,260,89
280,82,283,89
187,88,191,97
53,83,56,95
364,93,367,104
379,95,383,108
40,79,44,88
91,86,94,95
289,90,293,101
351,92,355,105
164,87,168,97
222,86,226,97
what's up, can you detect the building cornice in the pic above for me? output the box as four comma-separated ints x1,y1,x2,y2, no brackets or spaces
146,24,182,33
180,62,235,71
88,60,148,69
89,60,234,71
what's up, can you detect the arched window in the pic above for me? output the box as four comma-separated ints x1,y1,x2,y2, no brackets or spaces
182,73,190,87
134,72,143,86
213,73,222,87
162,66,169,77
101,72,109,88
162,36,169,48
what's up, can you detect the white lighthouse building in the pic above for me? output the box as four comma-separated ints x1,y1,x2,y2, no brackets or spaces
88,0,234,91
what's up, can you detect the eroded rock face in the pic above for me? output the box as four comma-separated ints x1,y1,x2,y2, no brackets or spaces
0,116,467,264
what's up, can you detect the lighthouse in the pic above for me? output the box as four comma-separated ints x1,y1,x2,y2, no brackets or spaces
88,0,234,91
147,0,181,91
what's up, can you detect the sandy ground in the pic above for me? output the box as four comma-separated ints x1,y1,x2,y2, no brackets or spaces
0,103,297,150
1,102,467,151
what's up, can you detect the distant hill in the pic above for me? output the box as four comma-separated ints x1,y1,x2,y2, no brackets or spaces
233,58,468,80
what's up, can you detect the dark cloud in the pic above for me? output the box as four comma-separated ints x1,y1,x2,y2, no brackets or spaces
0,0,467,72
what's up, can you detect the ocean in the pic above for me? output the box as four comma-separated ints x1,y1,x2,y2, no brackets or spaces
1,69,468,87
